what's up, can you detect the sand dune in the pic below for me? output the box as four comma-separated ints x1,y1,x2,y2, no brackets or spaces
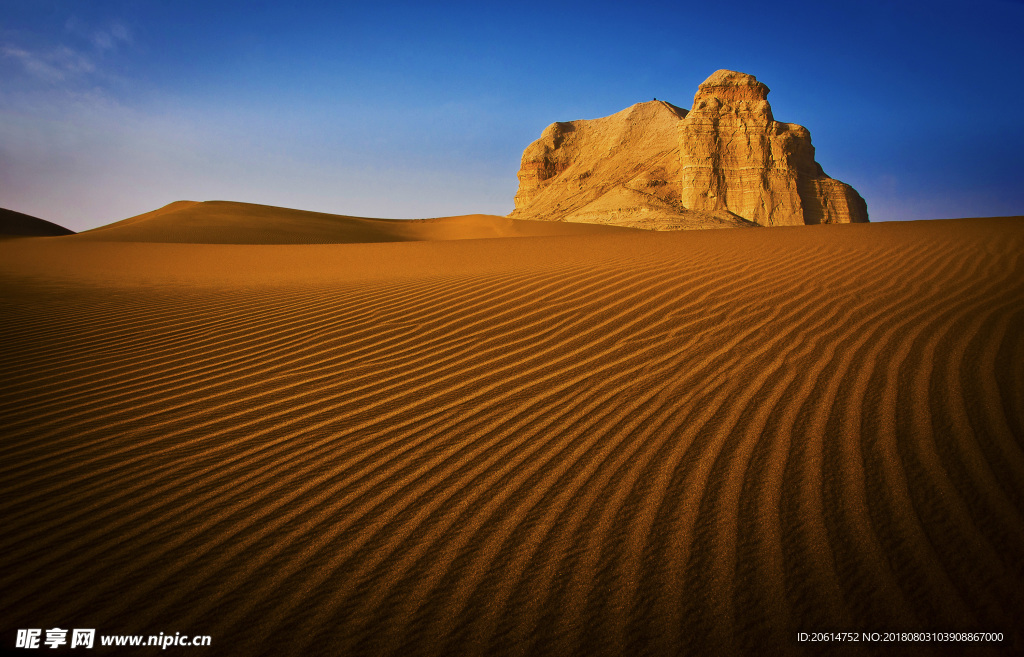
1,216,1023,656
0,207,74,237
74,200,639,243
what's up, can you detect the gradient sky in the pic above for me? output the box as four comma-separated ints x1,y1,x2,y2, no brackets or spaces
1,0,1022,231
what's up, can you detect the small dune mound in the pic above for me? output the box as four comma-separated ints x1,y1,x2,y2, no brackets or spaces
0,207,74,237
74,200,638,244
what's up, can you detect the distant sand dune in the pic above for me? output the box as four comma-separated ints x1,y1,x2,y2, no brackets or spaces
73,200,638,243
1,216,1023,656
0,207,74,237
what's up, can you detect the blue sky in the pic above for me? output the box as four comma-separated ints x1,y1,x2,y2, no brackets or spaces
1,0,1022,231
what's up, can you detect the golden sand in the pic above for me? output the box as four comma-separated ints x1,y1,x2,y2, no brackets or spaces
1,212,1022,655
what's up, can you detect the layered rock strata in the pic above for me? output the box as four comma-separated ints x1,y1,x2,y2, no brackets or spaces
679,70,867,226
510,70,867,228
508,100,750,230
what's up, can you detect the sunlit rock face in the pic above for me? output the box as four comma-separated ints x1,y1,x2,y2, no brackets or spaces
511,69,868,229
509,101,748,230
678,70,868,226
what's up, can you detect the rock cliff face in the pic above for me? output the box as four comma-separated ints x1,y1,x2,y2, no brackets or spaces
510,70,867,228
679,70,867,226
508,100,751,230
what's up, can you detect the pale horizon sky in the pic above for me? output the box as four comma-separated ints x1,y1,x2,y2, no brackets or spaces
2,0,1023,232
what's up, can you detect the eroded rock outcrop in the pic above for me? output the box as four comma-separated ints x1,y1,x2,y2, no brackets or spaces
510,70,867,228
679,70,867,226
508,100,750,230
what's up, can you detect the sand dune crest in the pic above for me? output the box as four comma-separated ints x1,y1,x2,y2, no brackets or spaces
73,200,638,244
0,207,74,237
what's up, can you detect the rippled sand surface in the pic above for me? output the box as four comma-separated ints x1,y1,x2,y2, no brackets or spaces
2,216,1022,655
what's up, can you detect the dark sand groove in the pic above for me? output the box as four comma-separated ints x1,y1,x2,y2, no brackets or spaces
2,274,552,478
2,217,1023,655
901,293,1024,620
773,243,938,633
276,264,749,650
4,264,587,389
705,279,876,651
585,274,836,656
22,261,712,634
647,240,922,652
968,304,1024,491
732,235,930,642
664,238,915,641
0,272,540,428
863,254,991,626
819,262,955,630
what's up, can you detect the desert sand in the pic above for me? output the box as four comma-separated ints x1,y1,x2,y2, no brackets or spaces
1,209,1023,656
71,200,640,244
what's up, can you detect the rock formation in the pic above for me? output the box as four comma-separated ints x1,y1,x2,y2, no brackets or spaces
510,70,868,228
679,70,867,226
